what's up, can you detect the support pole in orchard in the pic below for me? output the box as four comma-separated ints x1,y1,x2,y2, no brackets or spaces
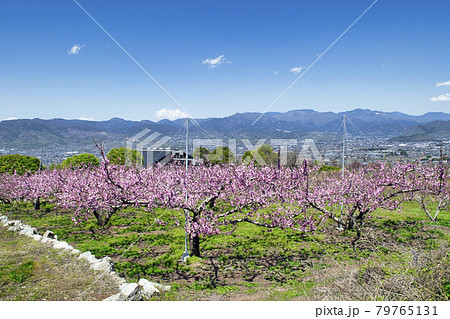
181,117,190,262
338,115,346,230
124,140,127,166
39,146,43,173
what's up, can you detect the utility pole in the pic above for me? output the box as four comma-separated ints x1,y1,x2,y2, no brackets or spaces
181,118,190,262
124,140,127,166
39,146,43,173
339,115,346,230
342,115,346,179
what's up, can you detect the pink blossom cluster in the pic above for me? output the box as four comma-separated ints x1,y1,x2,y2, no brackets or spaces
0,160,447,235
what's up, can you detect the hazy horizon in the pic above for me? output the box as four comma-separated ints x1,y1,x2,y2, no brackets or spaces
2,107,450,123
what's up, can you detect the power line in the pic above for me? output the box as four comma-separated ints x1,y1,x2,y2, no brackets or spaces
72,0,202,128
252,0,379,125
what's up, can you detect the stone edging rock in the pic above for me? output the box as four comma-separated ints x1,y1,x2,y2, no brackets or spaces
0,213,171,301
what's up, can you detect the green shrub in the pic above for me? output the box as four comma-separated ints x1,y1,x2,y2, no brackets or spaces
107,147,141,165
61,153,100,169
242,144,278,166
319,165,340,172
208,146,235,165
0,154,42,174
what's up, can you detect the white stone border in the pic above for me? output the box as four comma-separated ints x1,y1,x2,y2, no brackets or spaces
0,213,171,301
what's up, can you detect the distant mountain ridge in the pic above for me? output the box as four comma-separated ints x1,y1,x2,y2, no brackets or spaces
391,120,450,142
158,109,450,139
0,117,179,150
1,109,449,152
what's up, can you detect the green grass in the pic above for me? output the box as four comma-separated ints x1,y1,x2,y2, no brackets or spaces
374,200,450,224
1,199,449,301
6,261,36,283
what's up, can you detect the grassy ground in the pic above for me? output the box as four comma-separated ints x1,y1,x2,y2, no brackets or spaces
0,225,120,301
0,201,449,301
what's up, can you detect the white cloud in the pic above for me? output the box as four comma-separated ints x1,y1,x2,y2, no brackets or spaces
68,44,85,55
1,117,18,121
274,71,278,75
78,115,95,121
436,81,450,87
290,66,304,74
202,55,228,69
155,108,189,120
430,94,450,102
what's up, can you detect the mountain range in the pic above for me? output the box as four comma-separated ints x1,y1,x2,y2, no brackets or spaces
1,109,449,152
391,120,450,142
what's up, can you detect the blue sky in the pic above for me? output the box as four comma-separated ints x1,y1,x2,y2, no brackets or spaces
1,0,449,121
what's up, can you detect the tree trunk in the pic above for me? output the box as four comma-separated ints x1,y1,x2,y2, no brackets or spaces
346,217,354,230
189,234,201,257
352,227,361,251
187,210,201,257
33,197,41,211
93,209,114,228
